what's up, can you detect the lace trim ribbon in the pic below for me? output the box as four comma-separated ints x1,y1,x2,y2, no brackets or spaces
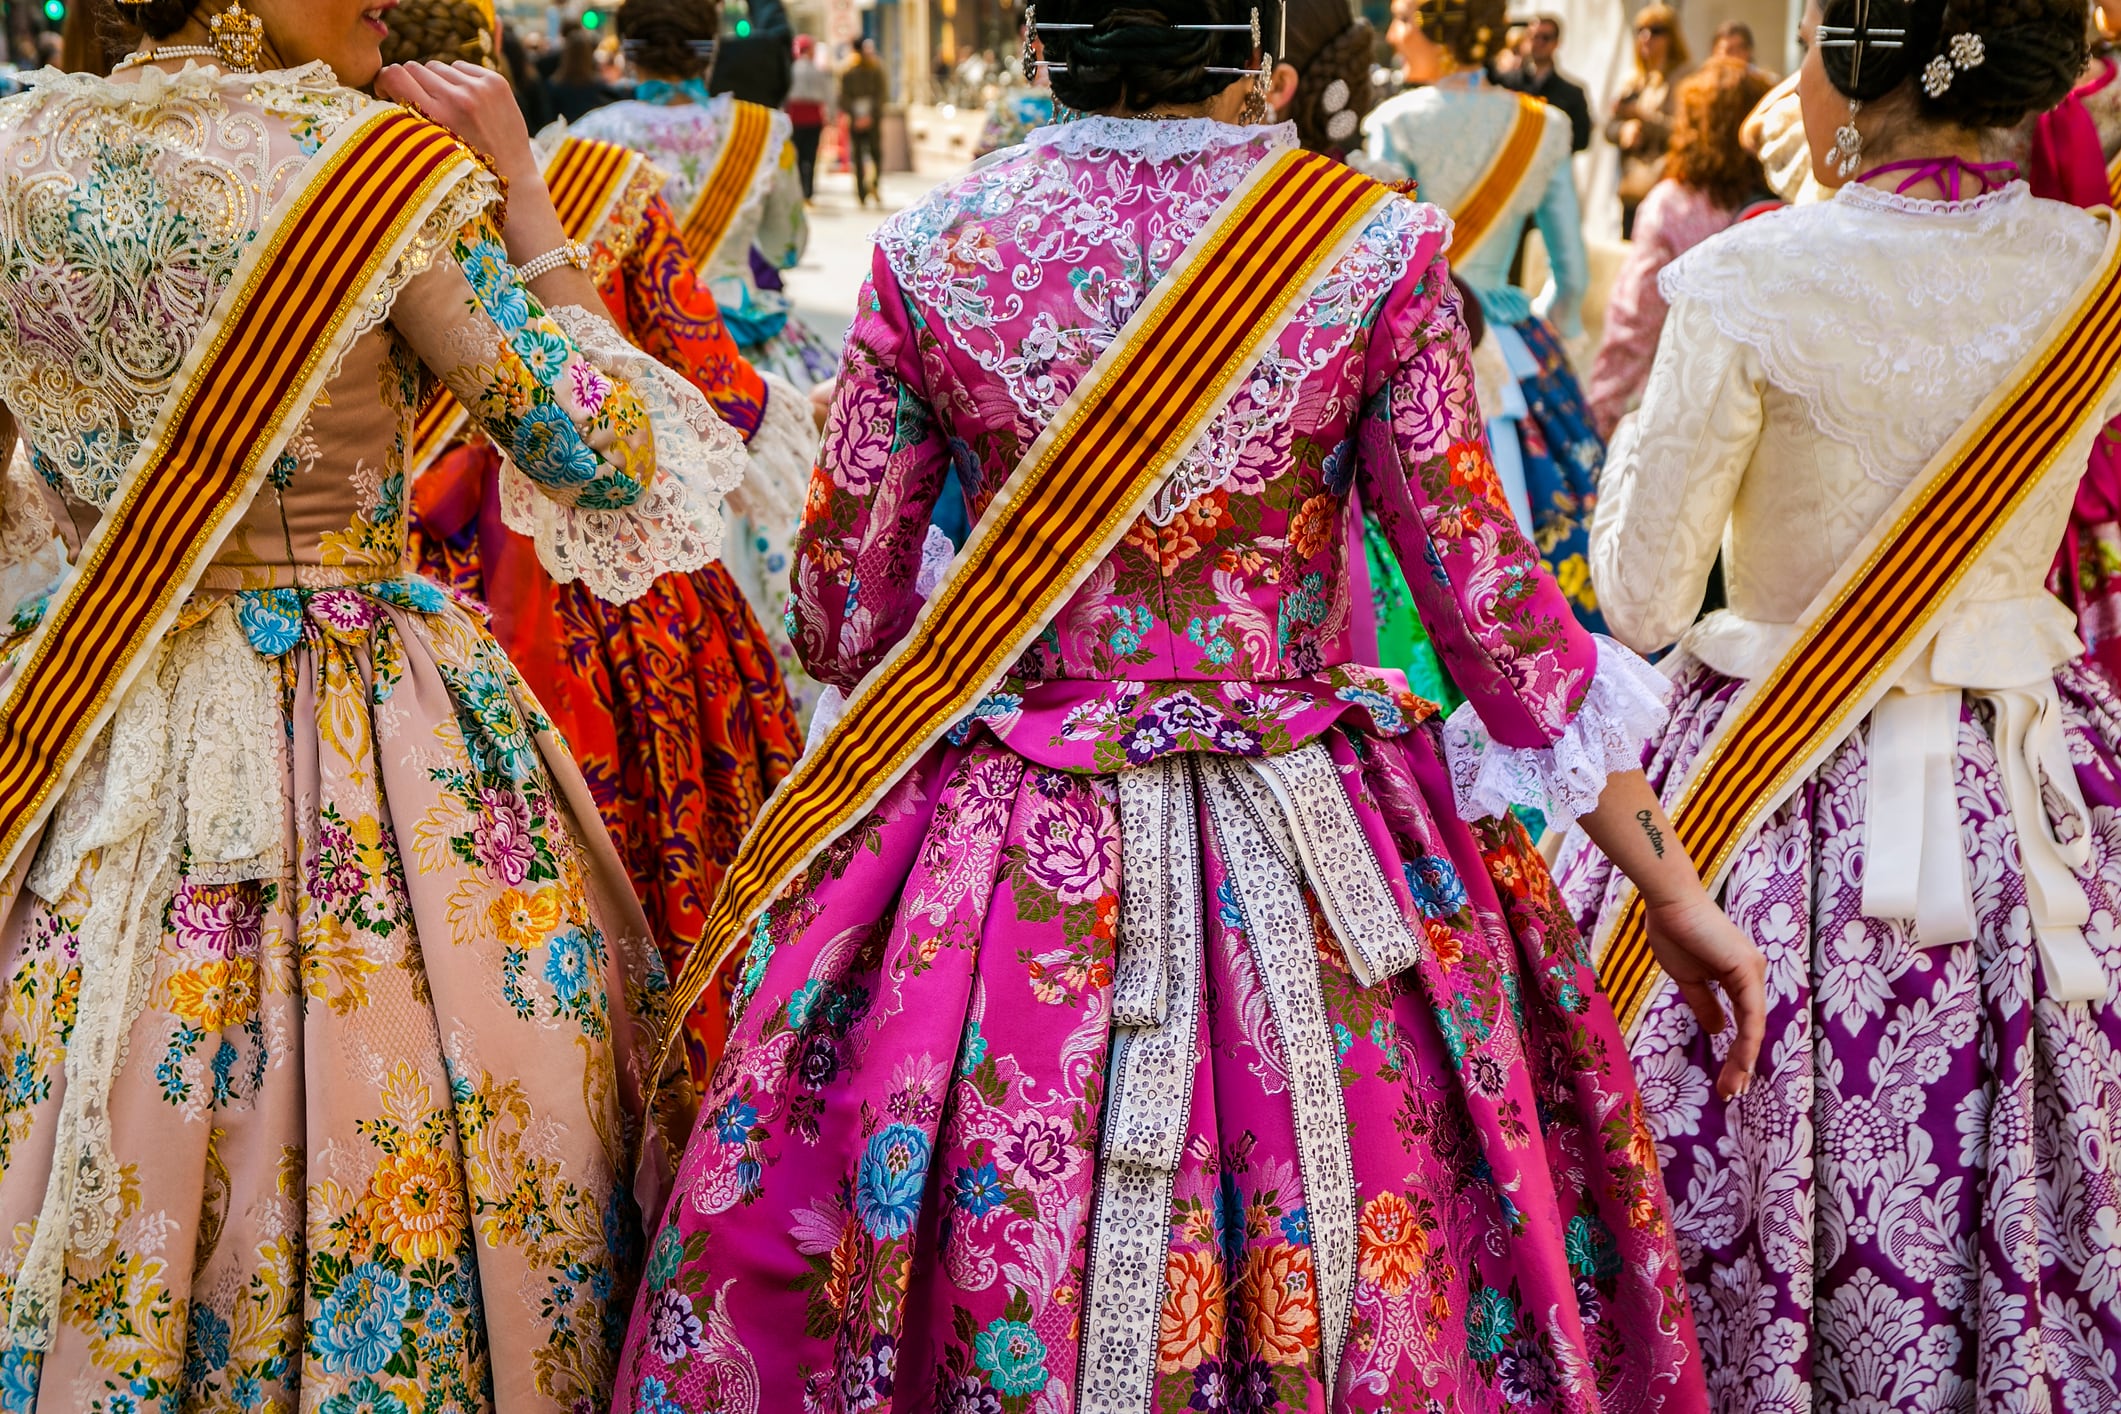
1082,740,1423,1412
1442,636,1671,828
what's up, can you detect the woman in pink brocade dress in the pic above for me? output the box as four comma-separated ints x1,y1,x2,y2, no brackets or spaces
613,5,1764,1411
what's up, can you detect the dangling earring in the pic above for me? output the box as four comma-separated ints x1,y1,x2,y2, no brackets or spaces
1240,6,1273,123
208,0,265,71
1022,4,1039,81
1832,98,1864,179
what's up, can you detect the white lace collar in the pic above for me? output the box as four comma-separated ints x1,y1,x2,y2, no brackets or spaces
1833,178,2029,220
1026,114,1295,162
22,59,344,102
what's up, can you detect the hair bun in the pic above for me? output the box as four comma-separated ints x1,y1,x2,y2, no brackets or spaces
616,0,724,80
1818,0,2087,128
1041,0,1255,114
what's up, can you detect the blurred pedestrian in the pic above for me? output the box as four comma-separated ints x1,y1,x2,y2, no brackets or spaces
839,36,888,207
1588,55,1775,435
1606,2,1689,235
1499,12,1592,151
1711,20,1755,63
546,24,627,121
786,33,832,196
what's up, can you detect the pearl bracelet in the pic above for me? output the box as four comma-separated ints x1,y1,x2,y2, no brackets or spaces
515,241,593,284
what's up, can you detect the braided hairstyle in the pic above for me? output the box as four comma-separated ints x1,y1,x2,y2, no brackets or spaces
104,0,196,39
380,0,497,68
1283,0,1376,152
1038,0,1263,114
1413,0,1508,69
1817,0,2086,129
617,0,723,80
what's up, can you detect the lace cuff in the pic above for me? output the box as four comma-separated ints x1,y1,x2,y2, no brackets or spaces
1442,637,1670,828
500,303,746,605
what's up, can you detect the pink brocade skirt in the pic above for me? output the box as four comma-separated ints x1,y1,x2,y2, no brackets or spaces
611,717,1709,1413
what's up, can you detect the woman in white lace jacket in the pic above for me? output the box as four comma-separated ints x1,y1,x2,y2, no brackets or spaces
1554,0,2121,1404
0,4,740,1409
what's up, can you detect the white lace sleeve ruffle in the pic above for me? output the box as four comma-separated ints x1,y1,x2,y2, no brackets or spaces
499,302,746,605
1442,637,1671,828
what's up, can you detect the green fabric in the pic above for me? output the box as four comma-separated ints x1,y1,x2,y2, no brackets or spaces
1364,516,1463,713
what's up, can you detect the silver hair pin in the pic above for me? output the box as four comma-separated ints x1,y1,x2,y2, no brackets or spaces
1029,5,1286,77
1816,0,1905,87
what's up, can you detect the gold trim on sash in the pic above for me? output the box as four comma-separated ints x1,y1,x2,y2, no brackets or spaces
1444,93,1548,262
0,107,477,888
1594,213,2121,1035
651,148,1397,1087
2108,149,2121,211
0,105,481,1350
408,135,650,477
678,98,773,270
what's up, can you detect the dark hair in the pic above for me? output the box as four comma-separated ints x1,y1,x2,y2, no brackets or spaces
1713,19,1754,46
1531,12,1563,39
381,0,496,68
1818,0,2086,129
106,0,195,40
1284,0,1375,152
617,0,723,80
1413,0,1509,69
1666,56,1773,206
1039,0,1260,114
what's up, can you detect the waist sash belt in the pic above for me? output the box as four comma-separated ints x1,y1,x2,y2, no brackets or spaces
2,105,481,1349
679,98,773,270
1595,212,2121,1034
1444,93,1548,263
653,147,1396,1082
408,134,655,478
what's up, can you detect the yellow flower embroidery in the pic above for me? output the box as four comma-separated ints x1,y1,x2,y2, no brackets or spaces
163,959,259,1030
357,1144,466,1263
490,888,563,949
1555,553,1598,611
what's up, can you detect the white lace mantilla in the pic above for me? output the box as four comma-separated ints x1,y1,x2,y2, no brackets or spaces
498,303,747,603
875,120,1439,525
1443,638,1671,827
0,64,492,509
1658,182,2105,490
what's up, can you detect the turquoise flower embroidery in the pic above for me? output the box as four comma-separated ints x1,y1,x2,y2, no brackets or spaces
319,1376,410,1414
309,1263,409,1374
974,1317,1049,1396
235,588,305,656
853,1123,930,1240
1465,1284,1518,1361
460,238,528,331
646,1225,686,1289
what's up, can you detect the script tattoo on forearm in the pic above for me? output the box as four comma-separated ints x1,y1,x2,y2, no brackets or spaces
1637,809,1666,858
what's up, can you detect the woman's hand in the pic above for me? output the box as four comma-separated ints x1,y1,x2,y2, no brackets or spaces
1643,891,1765,1099
1575,769,1765,1100
377,61,539,190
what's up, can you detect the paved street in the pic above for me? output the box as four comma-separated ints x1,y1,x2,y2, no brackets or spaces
788,159,962,350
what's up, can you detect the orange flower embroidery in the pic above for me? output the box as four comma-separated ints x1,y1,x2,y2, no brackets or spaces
1357,1191,1428,1296
1158,1248,1227,1372
1446,440,1508,512
1243,1242,1320,1366
1124,492,1235,575
1287,493,1339,561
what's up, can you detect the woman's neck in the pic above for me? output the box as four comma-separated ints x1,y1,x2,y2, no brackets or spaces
1854,129,1993,201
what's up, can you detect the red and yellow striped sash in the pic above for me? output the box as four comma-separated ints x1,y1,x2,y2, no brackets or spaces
1445,94,1547,262
2108,149,2121,211
679,99,772,270
0,108,478,880
652,148,1396,1084
408,135,649,476
1595,216,2121,1034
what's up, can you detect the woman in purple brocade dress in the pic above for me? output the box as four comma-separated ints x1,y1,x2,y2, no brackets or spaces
1556,0,2121,1404
614,4,1765,1410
